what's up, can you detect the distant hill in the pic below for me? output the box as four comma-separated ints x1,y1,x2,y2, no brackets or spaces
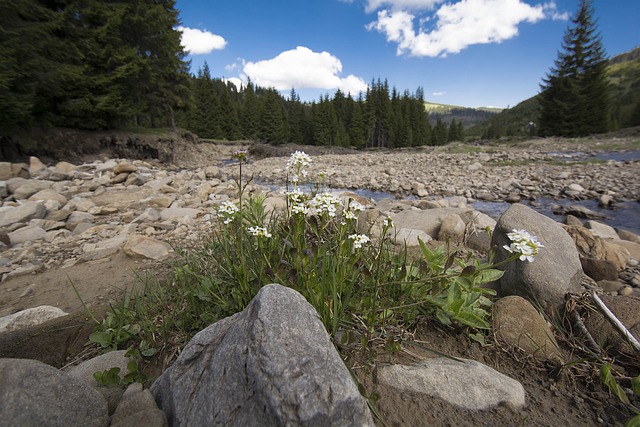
425,102,502,128
466,46,640,139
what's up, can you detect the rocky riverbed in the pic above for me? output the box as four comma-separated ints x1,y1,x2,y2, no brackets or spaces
1,133,640,426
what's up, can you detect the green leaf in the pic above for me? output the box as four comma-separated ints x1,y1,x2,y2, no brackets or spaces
626,414,640,427
455,310,490,330
601,363,630,405
436,309,452,326
469,332,486,346
632,375,640,396
89,331,113,348
473,268,504,285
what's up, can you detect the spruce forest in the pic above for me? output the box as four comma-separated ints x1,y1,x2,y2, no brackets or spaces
0,0,459,148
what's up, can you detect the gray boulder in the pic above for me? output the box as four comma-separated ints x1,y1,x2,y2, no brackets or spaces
0,202,47,227
151,284,373,426
377,357,525,411
0,358,109,427
494,203,583,313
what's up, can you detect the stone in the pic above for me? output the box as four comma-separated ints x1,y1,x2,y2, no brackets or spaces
8,224,47,245
125,173,145,186
123,235,173,260
29,156,46,174
0,202,47,227
114,163,138,175
377,357,525,411
467,162,483,171
67,197,97,212
611,239,640,262
66,350,134,414
0,306,68,333
28,188,68,206
66,211,95,230
438,213,466,242
492,296,562,363
204,165,221,179
55,161,77,173
0,358,108,427
618,229,640,244
159,207,201,221
580,257,619,282
566,226,630,272
0,162,28,180
13,180,54,199
598,280,626,293
132,208,162,224
392,208,469,239
151,284,373,427
389,228,432,247
584,295,640,354
111,384,166,426
586,220,619,240
494,204,583,313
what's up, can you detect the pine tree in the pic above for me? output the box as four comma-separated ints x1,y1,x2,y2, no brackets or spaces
539,0,610,137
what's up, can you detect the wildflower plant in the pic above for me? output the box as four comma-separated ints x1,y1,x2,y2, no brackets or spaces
93,149,545,362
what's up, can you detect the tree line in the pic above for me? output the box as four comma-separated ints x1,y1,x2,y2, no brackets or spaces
0,0,189,131
177,66,464,148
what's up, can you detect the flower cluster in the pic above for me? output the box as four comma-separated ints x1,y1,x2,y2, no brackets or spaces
349,234,371,249
503,229,544,262
343,200,365,222
383,216,394,228
309,192,341,218
233,149,248,162
216,201,239,225
248,226,272,238
285,151,311,185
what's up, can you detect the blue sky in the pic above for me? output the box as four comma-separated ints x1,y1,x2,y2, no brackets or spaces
175,0,639,108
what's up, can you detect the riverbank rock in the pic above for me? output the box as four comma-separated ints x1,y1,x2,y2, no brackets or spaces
377,357,525,411
151,284,373,426
493,203,583,314
0,358,109,427
0,305,68,333
492,296,562,364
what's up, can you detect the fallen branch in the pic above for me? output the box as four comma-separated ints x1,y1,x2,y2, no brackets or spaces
591,291,640,353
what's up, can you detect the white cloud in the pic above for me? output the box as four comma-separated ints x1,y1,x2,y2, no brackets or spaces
224,77,243,90
243,46,367,94
367,0,556,57
432,91,445,96
364,0,443,13
542,1,570,20
177,26,227,55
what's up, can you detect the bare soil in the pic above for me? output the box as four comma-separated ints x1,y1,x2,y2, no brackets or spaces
1,130,639,426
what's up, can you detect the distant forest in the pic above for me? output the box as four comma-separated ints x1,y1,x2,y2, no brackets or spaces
0,0,463,148
176,64,465,148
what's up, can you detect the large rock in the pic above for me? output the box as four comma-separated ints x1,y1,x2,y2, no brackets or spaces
583,295,640,354
123,235,173,260
0,358,109,427
377,357,525,411
392,207,469,239
13,179,54,199
0,202,47,227
8,224,47,245
0,306,68,333
494,204,583,313
566,225,630,271
151,284,373,426
492,296,562,364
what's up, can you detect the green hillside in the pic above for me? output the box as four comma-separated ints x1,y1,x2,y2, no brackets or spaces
467,46,640,139
425,102,503,128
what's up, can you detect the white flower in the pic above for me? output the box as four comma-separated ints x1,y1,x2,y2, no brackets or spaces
216,201,239,225
349,234,370,249
286,151,311,185
248,226,272,238
344,210,358,221
291,203,309,216
310,192,342,218
349,200,365,212
503,229,544,262
383,216,394,228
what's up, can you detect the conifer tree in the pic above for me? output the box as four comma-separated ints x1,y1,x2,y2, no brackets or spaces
539,0,610,136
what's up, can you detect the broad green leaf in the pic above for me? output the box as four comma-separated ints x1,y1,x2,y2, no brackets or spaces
469,333,486,346
436,309,452,326
601,363,630,405
89,331,113,348
473,268,504,285
455,310,490,330
626,414,640,427
632,375,640,396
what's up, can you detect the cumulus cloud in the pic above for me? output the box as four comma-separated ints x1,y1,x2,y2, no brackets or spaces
243,46,368,94
367,0,565,57
177,26,227,55
364,0,443,13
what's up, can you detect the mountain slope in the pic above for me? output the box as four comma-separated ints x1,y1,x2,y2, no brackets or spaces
467,46,640,139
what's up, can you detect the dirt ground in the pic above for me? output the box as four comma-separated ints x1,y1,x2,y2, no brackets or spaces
1,131,639,426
